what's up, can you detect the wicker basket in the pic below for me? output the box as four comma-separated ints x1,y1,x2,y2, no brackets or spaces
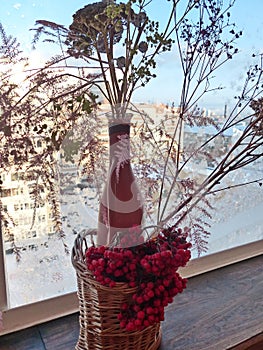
72,232,161,350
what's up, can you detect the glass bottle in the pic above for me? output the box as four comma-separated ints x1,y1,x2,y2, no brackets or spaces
97,122,143,246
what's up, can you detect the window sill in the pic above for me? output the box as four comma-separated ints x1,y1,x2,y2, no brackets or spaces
160,254,263,349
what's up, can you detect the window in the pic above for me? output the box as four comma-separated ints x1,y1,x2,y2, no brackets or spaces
11,189,20,197
1,189,11,198
11,173,24,182
38,215,46,222
36,140,42,148
0,0,263,336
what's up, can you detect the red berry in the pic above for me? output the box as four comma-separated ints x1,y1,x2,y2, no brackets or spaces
137,311,145,320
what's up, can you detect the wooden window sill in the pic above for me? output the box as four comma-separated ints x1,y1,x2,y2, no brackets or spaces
159,254,263,349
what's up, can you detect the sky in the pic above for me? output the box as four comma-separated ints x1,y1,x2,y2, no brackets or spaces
1,0,263,113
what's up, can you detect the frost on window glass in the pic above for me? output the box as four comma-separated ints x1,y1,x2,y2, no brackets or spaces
2,161,97,308
197,164,263,257
2,120,262,307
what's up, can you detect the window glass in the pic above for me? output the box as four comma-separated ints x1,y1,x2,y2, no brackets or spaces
0,0,262,308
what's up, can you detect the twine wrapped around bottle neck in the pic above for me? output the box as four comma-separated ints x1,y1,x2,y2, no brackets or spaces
109,123,130,135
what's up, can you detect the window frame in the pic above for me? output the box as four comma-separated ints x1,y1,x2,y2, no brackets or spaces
0,226,8,312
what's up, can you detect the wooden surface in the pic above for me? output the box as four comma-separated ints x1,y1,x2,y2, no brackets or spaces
0,255,262,350
159,255,263,350
0,314,79,350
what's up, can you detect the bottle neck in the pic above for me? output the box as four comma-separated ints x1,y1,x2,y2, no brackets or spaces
109,123,130,143
108,123,131,162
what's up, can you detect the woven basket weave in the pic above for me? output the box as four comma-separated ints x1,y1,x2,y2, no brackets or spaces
72,232,161,350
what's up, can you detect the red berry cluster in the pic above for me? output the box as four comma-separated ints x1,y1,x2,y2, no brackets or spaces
85,226,191,331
